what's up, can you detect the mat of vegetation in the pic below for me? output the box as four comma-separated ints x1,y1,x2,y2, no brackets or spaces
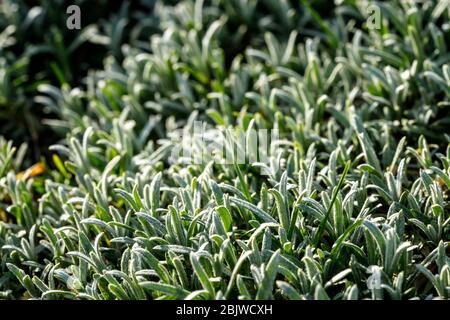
0,0,449,300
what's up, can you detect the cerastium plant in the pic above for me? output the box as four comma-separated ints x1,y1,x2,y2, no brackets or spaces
0,0,449,300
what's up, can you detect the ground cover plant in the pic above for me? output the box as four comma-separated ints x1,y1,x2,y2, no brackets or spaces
0,0,449,300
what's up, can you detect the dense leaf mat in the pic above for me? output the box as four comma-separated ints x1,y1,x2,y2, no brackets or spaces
0,0,449,300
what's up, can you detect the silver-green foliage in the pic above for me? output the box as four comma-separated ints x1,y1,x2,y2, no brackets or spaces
0,0,449,300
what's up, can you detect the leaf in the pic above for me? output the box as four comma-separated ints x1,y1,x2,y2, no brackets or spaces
363,221,386,259
314,160,351,246
190,253,215,297
16,162,45,181
216,206,232,232
269,189,289,232
256,250,280,299
230,197,276,223
352,116,382,173
140,281,189,299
